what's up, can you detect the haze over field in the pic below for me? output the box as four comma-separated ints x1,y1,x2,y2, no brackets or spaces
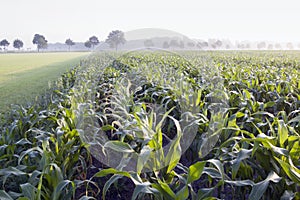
1,0,300,49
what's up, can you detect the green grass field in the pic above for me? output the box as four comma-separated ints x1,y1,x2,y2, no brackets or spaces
0,52,89,112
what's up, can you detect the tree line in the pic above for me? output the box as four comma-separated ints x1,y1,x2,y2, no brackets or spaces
0,30,126,52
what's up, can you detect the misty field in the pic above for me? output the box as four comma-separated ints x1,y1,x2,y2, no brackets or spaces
0,51,299,200
0,52,88,111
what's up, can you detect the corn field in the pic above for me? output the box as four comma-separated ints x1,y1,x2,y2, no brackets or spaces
0,51,299,200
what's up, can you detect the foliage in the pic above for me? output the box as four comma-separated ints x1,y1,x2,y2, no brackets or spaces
89,36,99,49
13,39,24,50
0,51,299,199
105,30,126,51
32,34,48,52
144,39,154,47
84,41,92,49
163,41,170,49
65,39,75,51
0,39,10,50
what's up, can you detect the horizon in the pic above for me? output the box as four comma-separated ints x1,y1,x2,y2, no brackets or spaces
1,0,300,49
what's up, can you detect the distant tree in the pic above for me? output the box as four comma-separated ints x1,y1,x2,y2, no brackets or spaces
33,34,47,52
169,39,179,48
105,30,126,51
163,41,169,49
297,43,300,49
208,39,216,49
257,42,266,50
286,42,293,50
202,42,209,47
179,40,184,49
215,40,222,48
0,39,10,50
84,41,92,49
89,36,99,49
144,39,154,47
225,44,230,49
65,38,75,51
197,41,208,49
13,39,23,50
275,43,281,49
267,44,273,50
237,43,244,49
187,42,195,48
211,44,217,49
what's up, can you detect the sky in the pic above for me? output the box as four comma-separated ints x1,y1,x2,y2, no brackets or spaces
1,0,300,49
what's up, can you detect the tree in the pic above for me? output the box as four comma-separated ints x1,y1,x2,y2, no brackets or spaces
105,30,126,51
13,39,23,50
84,41,92,49
0,39,10,50
89,36,99,49
187,42,195,48
163,41,169,49
169,39,179,48
267,44,273,50
197,41,208,49
65,38,75,51
257,42,266,50
32,34,47,52
179,40,184,49
275,43,282,49
286,42,293,50
144,39,154,47
215,40,222,49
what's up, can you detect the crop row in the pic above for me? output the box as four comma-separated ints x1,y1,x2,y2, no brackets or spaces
0,51,299,199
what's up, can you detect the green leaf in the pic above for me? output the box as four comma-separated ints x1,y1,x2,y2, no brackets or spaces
0,167,27,176
20,183,37,199
251,111,274,118
267,141,289,157
156,180,176,199
94,168,131,178
18,147,43,165
225,179,254,187
235,111,245,118
280,190,295,200
17,197,30,200
52,180,75,200
165,116,182,173
232,149,252,179
207,159,225,181
16,138,32,145
187,161,205,184
175,186,189,200
137,146,151,174
131,182,159,200
203,167,222,179
0,190,13,200
101,125,116,131
78,196,97,200
104,141,135,153
288,115,300,124
103,175,123,200
249,171,281,200
275,157,300,183
278,120,288,147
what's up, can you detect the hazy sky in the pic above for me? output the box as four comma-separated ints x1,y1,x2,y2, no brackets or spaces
1,0,299,48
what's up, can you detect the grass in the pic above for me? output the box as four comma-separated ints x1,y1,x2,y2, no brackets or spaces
0,52,89,112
